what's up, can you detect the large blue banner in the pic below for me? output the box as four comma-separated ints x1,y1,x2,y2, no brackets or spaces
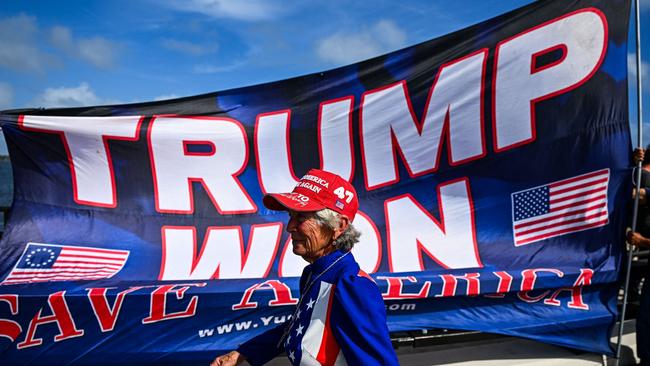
0,0,632,363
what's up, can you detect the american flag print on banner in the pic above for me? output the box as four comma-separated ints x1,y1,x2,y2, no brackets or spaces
1,243,129,285
511,169,609,246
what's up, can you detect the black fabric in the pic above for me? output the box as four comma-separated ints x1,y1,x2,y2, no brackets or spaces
636,169,650,237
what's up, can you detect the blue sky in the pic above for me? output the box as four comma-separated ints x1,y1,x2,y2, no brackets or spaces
0,0,648,153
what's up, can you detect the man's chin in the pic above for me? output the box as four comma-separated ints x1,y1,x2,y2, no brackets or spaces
292,245,306,257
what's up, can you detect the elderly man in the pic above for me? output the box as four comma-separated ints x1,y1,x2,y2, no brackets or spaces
212,169,398,366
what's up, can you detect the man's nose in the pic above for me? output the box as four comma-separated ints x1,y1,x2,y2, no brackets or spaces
286,217,297,232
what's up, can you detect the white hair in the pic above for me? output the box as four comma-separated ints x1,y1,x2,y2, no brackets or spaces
313,208,361,251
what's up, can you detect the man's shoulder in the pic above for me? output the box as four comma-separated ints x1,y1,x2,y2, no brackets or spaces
334,264,379,292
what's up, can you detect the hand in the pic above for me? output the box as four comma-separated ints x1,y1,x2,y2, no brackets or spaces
627,230,650,248
634,148,645,165
633,188,647,205
211,351,246,366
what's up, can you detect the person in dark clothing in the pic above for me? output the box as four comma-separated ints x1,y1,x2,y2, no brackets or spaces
626,146,650,365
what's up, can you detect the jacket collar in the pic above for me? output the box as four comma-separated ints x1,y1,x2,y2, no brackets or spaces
308,249,348,274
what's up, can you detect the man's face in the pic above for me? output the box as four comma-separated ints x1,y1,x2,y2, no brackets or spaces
286,210,334,263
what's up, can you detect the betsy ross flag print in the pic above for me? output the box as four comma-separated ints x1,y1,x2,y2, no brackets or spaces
511,169,609,246
1,243,129,285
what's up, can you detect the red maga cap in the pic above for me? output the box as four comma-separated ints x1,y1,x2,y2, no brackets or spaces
263,169,359,221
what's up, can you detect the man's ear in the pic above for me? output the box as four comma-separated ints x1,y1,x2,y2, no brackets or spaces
334,215,350,240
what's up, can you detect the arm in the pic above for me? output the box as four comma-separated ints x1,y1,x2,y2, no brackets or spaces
211,351,247,366
634,148,644,165
235,324,286,366
632,148,648,204
628,230,650,249
633,187,648,206
211,324,285,366
329,274,398,366
231,268,308,365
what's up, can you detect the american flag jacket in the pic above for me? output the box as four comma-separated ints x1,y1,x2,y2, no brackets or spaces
238,250,398,365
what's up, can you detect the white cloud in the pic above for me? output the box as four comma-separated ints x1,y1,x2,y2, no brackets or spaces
161,38,217,56
193,60,247,73
154,94,181,101
0,83,14,110
373,20,407,49
165,0,288,21
77,37,118,68
642,0,650,10
630,121,650,147
33,82,103,108
50,25,74,50
49,26,120,68
0,14,57,73
0,17,118,73
628,52,650,79
317,35,381,65
316,20,407,65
